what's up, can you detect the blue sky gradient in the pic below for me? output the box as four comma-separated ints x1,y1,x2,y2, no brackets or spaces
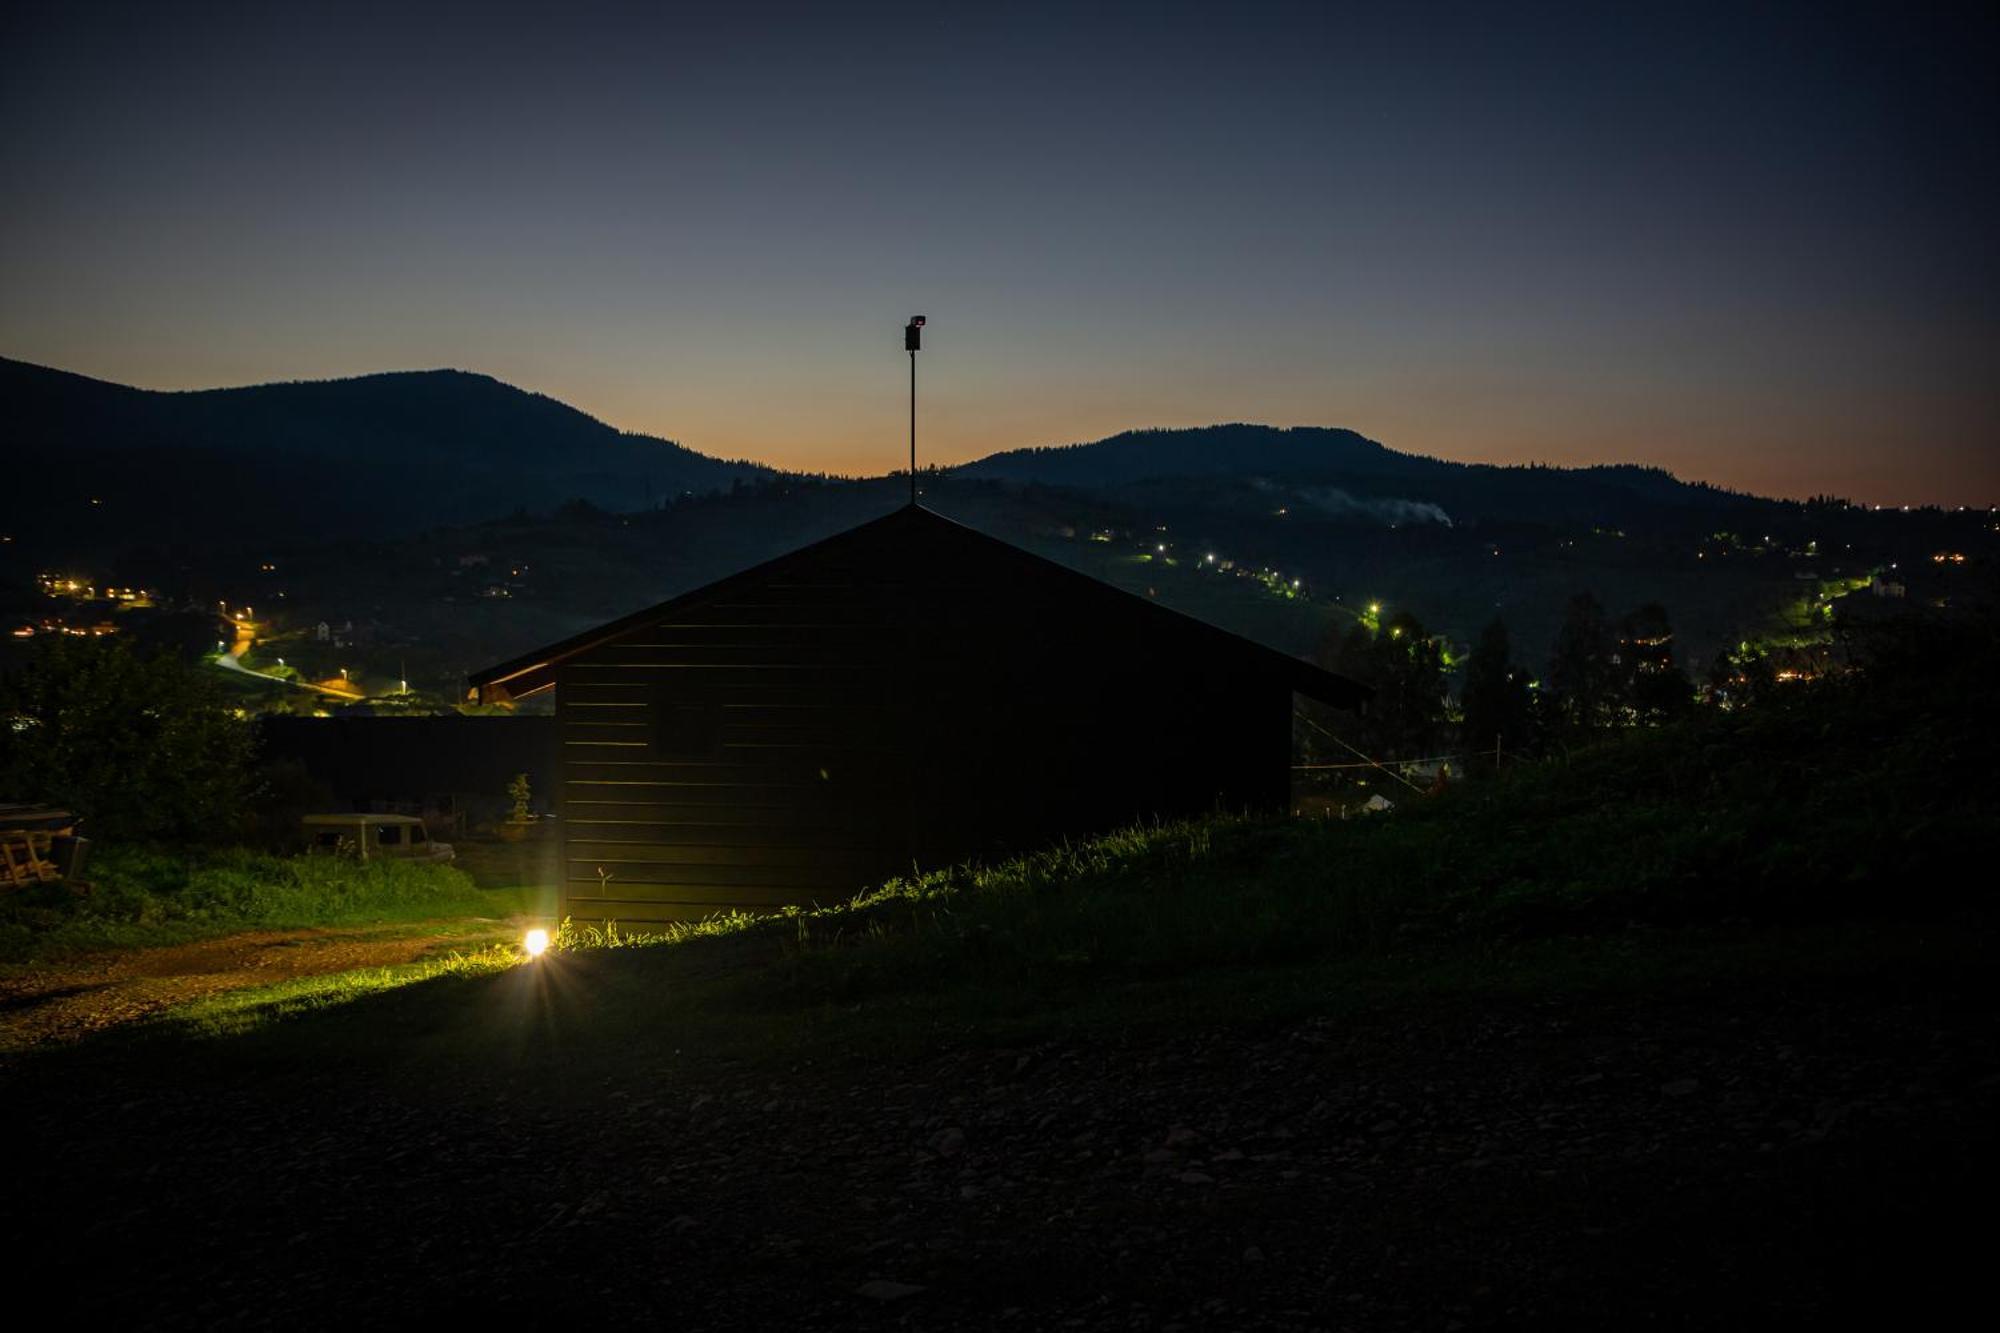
4,1,1993,502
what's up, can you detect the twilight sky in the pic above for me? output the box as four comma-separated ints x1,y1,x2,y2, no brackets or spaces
3,0,1994,504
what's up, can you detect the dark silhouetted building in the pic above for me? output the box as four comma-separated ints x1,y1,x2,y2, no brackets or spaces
469,505,1366,925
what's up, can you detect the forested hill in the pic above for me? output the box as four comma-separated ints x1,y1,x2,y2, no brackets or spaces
955,424,1765,529
1,357,777,556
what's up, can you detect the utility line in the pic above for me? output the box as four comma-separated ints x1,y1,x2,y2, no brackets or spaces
1291,754,1462,771
1294,712,1428,793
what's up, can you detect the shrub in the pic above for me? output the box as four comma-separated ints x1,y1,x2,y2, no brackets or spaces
0,845,489,963
0,636,253,842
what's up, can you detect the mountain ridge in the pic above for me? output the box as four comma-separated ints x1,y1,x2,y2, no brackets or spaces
7,358,1943,698
4,356,1786,559
953,423,1761,529
1,355,778,556
1,355,768,466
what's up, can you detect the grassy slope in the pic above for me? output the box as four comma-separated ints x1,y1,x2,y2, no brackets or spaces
592,648,1990,1026
40,629,1990,1069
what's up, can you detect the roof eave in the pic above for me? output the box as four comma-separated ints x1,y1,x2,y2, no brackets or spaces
464,505,921,695
463,503,1372,710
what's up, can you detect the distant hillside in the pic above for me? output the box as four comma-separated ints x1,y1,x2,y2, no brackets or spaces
1,357,777,556
956,424,1759,528
12,367,1928,687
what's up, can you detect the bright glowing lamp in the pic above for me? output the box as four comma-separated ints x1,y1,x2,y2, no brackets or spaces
523,928,550,959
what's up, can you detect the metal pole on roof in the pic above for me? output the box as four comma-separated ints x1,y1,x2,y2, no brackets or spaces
904,316,925,505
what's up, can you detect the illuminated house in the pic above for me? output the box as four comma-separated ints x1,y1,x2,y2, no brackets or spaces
468,505,1367,925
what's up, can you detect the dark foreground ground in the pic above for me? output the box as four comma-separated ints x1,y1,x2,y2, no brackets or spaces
6,920,1994,1331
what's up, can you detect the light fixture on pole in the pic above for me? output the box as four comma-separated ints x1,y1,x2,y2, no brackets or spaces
904,316,926,504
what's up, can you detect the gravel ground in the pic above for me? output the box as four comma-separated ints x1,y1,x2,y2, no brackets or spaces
7,960,1993,1330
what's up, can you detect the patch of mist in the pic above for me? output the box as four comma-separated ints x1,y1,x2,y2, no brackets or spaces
1253,479,1452,527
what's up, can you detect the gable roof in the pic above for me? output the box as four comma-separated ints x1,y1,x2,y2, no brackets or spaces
467,504,1369,707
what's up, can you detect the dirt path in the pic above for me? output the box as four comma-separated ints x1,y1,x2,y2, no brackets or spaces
0,921,511,1050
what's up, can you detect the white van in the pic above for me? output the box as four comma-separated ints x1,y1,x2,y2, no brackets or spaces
301,813,455,863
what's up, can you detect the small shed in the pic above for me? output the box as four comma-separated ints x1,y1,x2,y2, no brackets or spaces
468,505,1366,925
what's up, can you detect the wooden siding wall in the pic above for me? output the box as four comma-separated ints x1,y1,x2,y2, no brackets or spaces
556,527,1301,924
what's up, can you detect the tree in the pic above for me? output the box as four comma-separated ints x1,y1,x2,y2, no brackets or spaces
1706,648,1744,706
1616,602,1692,722
1313,610,1448,760
1706,643,1777,709
1459,618,1535,769
0,636,253,842
1372,610,1449,758
1546,591,1620,739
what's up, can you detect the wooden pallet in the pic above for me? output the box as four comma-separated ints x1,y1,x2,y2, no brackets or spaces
1,829,63,892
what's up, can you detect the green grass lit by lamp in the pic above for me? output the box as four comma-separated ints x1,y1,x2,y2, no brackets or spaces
148,946,521,1041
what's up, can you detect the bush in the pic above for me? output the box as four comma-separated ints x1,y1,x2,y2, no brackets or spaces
0,846,490,963
0,636,253,842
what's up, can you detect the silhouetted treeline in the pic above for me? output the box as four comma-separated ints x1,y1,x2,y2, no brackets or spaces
1305,591,1699,774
